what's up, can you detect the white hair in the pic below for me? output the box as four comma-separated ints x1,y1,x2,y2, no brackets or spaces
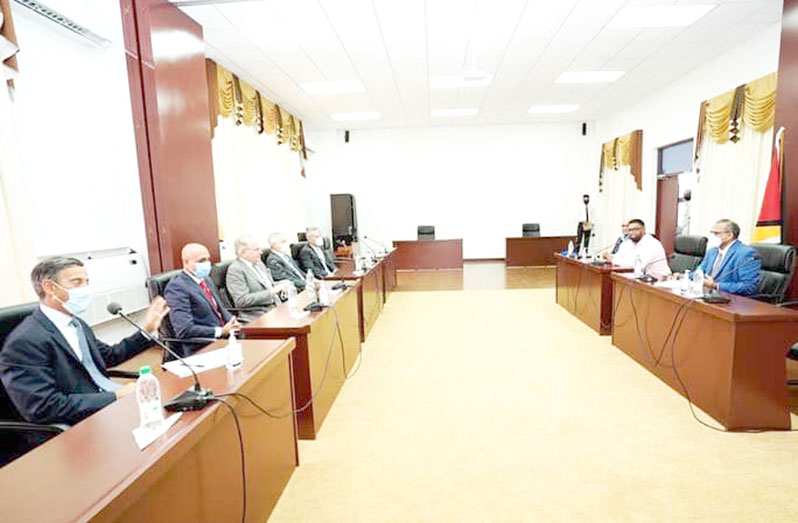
234,235,258,256
268,232,285,248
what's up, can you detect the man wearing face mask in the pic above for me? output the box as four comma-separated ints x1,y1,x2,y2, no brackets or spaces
164,243,240,357
612,222,630,255
265,232,306,291
0,257,170,425
298,227,337,278
698,219,761,296
605,218,672,279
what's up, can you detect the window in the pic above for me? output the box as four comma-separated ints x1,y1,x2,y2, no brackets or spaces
657,139,693,175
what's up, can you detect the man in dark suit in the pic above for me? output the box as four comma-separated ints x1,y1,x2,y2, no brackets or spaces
164,243,240,357
0,257,169,425
265,232,306,291
298,227,336,278
698,219,761,296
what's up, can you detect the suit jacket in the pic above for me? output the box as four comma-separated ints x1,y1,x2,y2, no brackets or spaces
698,240,761,296
265,251,306,291
225,258,276,323
164,271,232,357
298,244,336,279
0,308,150,425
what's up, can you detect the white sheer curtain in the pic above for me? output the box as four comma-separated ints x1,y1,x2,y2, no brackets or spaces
212,117,313,254
691,124,772,241
598,165,642,250
0,86,36,306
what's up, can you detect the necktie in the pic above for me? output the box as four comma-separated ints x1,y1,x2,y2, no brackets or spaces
711,251,724,277
70,318,120,392
199,279,224,325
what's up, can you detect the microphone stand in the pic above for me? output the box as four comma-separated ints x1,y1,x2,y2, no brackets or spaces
111,307,213,411
362,235,389,256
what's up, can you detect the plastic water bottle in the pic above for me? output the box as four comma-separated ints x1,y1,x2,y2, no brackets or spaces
318,282,331,306
306,270,317,302
287,283,299,316
680,270,691,294
226,331,243,370
693,267,705,296
567,240,574,257
136,366,164,430
633,255,643,277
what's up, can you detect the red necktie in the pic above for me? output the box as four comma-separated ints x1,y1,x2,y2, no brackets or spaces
199,279,224,325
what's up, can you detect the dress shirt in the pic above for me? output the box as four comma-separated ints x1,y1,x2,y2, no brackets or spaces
39,304,82,361
711,240,737,277
612,233,672,279
244,259,273,288
184,269,223,338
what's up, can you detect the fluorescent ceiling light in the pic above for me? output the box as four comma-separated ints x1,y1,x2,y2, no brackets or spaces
431,108,479,117
607,5,716,28
301,81,365,94
528,104,580,114
555,71,625,84
331,111,381,122
430,74,493,89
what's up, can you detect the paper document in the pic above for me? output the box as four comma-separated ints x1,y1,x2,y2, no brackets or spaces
162,348,229,378
132,412,182,450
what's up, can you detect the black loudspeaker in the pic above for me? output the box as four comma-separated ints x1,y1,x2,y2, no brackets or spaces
582,122,587,136
344,130,350,143
331,193,357,245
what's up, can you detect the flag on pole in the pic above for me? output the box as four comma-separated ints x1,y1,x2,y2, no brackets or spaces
753,127,784,243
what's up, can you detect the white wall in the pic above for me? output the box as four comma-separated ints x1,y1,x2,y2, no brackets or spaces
306,124,598,259
595,23,782,233
10,1,147,260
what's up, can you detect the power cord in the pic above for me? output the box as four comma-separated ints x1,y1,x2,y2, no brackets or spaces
210,397,247,523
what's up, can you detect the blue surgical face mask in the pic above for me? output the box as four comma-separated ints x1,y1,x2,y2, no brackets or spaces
55,283,92,316
194,261,211,279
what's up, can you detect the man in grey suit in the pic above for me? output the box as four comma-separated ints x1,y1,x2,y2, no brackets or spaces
226,235,292,323
266,232,307,291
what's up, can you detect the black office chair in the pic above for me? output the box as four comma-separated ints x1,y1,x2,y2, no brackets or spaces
522,223,541,238
668,235,707,273
260,248,272,266
210,259,272,318
297,232,307,242
290,242,307,264
750,243,797,304
417,226,435,241
145,270,183,359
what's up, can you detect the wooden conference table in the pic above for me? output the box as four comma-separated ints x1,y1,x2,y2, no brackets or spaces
555,253,632,335
0,338,297,522
612,273,798,430
242,280,361,439
393,239,463,269
506,236,572,267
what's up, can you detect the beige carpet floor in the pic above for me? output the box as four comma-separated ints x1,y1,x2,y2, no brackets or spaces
269,289,798,522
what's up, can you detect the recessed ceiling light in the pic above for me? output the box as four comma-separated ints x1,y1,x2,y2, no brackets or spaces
331,111,381,122
301,81,365,94
528,104,580,114
555,71,625,84
430,108,479,117
607,5,716,28
430,74,493,89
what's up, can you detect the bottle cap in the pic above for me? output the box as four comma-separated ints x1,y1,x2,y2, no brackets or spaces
139,365,151,375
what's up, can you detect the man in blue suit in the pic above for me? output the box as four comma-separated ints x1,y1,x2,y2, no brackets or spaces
0,257,169,425
698,219,761,296
164,243,240,357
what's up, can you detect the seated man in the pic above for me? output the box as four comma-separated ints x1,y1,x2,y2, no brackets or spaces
164,243,240,357
298,227,336,279
612,222,629,254
0,257,169,425
265,232,306,291
698,219,761,296
605,218,672,280
226,235,292,323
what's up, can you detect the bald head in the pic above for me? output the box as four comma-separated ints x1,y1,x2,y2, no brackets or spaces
181,243,210,274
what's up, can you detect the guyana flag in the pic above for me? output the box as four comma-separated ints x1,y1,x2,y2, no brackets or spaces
753,127,784,243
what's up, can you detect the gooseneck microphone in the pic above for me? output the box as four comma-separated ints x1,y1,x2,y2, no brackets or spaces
107,302,213,411
362,235,389,255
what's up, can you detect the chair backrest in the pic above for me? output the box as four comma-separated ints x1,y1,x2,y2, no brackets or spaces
417,225,435,241
751,243,797,303
145,270,182,356
668,235,707,273
522,223,541,238
290,242,307,263
210,260,236,309
297,231,307,242
0,302,39,422
261,248,272,266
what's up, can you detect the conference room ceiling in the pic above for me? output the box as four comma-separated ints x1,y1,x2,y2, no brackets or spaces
174,0,782,130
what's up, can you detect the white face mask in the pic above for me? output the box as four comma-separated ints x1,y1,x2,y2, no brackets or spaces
706,234,722,250
314,237,324,247
280,243,291,256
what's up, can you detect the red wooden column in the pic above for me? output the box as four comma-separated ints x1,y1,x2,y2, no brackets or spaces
120,0,220,274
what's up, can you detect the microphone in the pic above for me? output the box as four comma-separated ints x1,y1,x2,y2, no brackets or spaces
362,235,389,255
107,302,213,412
359,239,379,262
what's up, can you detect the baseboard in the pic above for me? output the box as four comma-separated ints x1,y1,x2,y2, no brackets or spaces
464,258,505,262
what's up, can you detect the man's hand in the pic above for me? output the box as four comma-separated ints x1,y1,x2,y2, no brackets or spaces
221,316,241,337
704,275,718,290
114,382,137,400
273,281,292,294
142,296,170,333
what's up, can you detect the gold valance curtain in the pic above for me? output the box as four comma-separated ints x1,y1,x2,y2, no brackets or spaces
206,59,307,159
599,130,643,190
698,71,777,146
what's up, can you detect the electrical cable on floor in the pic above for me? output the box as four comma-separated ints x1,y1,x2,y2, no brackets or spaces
210,397,247,523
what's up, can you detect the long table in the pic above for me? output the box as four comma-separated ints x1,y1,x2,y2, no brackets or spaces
393,239,463,270
0,338,297,522
612,273,798,430
506,236,572,267
242,281,361,439
555,253,632,335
